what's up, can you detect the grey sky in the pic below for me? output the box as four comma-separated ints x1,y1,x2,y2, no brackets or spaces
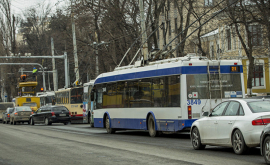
11,0,66,15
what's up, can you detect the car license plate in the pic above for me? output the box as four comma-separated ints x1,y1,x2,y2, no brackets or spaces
59,114,66,116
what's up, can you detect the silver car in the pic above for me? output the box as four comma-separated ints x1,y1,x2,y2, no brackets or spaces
2,108,14,124
10,106,33,125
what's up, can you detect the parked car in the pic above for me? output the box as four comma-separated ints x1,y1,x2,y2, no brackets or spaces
260,124,270,164
0,102,15,122
2,108,14,124
30,105,71,125
10,106,33,125
191,99,270,155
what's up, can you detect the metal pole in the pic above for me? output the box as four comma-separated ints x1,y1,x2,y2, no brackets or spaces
71,0,79,82
48,72,51,91
51,38,58,91
139,0,148,61
64,52,69,88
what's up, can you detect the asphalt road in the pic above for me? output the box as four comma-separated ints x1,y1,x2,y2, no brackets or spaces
0,123,265,165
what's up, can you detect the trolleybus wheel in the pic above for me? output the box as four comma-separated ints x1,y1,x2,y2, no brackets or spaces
191,127,205,150
105,116,115,134
148,115,160,137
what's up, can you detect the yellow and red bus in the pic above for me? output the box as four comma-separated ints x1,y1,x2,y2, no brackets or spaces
55,87,83,123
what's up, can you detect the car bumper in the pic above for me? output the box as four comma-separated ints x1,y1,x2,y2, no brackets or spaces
14,116,30,122
49,117,71,123
243,129,263,147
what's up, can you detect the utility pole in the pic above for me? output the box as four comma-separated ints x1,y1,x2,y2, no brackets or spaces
139,0,149,62
71,0,80,84
51,38,58,91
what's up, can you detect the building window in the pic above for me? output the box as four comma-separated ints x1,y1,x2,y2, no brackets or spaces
248,25,262,46
205,0,213,6
167,0,170,11
253,65,264,87
226,29,231,50
168,20,171,36
175,18,177,34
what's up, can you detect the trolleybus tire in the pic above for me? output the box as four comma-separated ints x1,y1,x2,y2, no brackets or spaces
191,127,205,150
148,115,160,137
105,115,115,134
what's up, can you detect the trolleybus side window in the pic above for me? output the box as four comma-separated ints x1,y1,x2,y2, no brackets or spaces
96,85,103,109
166,75,180,107
95,75,181,109
152,78,164,107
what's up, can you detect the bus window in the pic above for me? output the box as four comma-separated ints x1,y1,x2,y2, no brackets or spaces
71,88,83,104
166,75,180,107
152,78,165,107
96,85,103,109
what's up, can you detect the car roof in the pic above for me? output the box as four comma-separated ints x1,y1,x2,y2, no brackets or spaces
227,98,270,103
40,105,66,108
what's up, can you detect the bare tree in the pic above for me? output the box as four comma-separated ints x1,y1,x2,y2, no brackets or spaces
225,0,267,95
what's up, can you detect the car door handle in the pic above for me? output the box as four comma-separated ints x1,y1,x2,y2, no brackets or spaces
228,122,233,124
214,121,218,124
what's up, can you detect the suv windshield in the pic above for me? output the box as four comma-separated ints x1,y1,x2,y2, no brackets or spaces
16,107,32,111
52,107,69,112
248,101,270,113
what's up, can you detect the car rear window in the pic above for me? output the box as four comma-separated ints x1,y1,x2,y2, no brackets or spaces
8,108,14,113
52,107,69,112
16,107,32,111
248,101,270,113
23,103,37,107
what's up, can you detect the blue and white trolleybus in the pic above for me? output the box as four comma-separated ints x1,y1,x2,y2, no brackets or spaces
91,55,245,136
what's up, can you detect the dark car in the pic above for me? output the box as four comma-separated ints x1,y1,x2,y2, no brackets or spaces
2,108,14,124
30,105,71,125
261,124,270,164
